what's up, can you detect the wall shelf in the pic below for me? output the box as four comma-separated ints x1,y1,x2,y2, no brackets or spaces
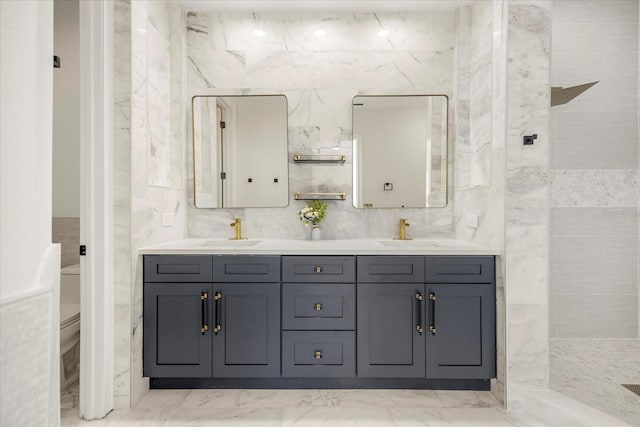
294,192,346,201
293,154,346,164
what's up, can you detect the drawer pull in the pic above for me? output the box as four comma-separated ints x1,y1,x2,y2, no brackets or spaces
314,350,322,359
315,266,323,273
314,303,323,311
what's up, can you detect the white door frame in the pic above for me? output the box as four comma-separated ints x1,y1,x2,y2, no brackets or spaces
79,0,114,420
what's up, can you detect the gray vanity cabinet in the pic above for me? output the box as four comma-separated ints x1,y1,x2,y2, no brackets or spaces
357,256,426,378
212,256,281,377
425,284,495,378
424,256,496,379
357,255,495,380
143,255,214,378
281,256,357,378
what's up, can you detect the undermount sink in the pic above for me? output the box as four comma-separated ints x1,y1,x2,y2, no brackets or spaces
378,239,443,248
198,239,261,248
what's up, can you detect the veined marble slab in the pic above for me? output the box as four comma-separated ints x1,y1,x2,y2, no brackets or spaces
138,238,499,255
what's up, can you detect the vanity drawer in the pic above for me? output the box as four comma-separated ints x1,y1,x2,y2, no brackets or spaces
426,256,494,283
357,256,425,283
282,331,355,377
144,255,212,283
282,284,355,330
282,256,355,283
212,256,280,283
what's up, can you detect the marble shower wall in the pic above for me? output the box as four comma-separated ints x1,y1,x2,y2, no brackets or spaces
549,0,639,339
548,1,639,422
453,1,507,404
454,0,553,407
185,12,456,240
115,0,189,408
504,1,552,400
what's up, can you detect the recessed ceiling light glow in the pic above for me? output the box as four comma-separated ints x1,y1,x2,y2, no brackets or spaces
253,29,266,37
377,30,389,37
314,29,327,37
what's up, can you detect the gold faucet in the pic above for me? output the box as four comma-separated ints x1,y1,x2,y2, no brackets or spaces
229,218,246,240
394,218,412,240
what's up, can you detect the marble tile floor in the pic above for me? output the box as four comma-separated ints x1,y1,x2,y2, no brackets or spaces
61,388,632,426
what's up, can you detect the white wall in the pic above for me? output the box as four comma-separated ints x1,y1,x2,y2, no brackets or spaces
53,0,80,217
1,1,55,299
0,1,60,426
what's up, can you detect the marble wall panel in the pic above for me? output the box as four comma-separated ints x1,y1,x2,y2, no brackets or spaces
204,12,456,53
467,1,493,189
128,0,189,408
504,1,551,399
185,11,456,240
452,1,507,404
112,0,132,409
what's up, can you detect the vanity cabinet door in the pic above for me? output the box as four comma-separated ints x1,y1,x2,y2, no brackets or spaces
212,283,280,377
357,283,426,378
425,284,495,379
143,283,212,378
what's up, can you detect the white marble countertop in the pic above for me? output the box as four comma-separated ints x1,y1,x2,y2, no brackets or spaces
138,238,499,256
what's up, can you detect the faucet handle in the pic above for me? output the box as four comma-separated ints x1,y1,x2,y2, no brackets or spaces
230,218,240,226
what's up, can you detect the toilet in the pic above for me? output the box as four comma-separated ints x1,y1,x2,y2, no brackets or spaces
60,263,80,390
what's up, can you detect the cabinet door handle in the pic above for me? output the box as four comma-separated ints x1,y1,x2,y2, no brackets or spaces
200,292,209,334
314,266,323,273
214,292,222,334
314,350,322,359
429,292,436,335
314,303,323,311
415,292,423,334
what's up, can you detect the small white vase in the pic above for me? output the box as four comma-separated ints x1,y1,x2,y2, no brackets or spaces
311,225,322,240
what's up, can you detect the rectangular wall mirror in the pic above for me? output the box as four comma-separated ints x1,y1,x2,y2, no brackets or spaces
192,95,289,208
352,95,448,208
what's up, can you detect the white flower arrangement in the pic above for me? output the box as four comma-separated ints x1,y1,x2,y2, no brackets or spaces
299,201,327,227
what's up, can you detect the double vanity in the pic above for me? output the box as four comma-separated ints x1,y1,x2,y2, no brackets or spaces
141,239,498,390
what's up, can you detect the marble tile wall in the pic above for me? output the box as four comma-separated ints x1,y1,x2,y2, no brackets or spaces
185,12,457,240
453,1,507,404
549,0,639,339
504,1,551,399
113,0,132,410
454,0,554,407
111,0,189,409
